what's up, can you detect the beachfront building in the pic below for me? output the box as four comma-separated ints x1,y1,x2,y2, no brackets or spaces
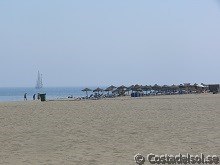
208,84,220,94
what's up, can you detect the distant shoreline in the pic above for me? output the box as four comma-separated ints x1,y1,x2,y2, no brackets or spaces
0,84,219,102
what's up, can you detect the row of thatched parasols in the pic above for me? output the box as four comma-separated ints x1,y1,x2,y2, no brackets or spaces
82,84,181,97
82,83,207,97
81,85,116,97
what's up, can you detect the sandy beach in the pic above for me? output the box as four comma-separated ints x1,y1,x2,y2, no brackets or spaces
0,94,219,164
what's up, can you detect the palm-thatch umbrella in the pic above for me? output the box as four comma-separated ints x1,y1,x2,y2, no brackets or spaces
161,85,169,92
170,84,178,93
179,84,186,94
117,85,127,96
126,85,134,95
141,85,152,94
104,85,116,95
183,83,191,93
125,87,131,94
171,84,178,89
196,84,206,93
117,85,127,89
112,88,119,95
82,88,92,97
104,88,110,95
201,83,209,91
108,85,116,89
179,84,185,90
152,84,161,92
132,84,143,92
93,87,103,94
187,83,197,93
128,85,135,93
193,83,199,92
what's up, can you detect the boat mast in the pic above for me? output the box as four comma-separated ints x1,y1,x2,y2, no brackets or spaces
36,71,43,89
40,73,43,88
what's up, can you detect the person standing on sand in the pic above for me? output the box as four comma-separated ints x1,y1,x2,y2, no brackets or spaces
24,93,27,100
37,93,40,100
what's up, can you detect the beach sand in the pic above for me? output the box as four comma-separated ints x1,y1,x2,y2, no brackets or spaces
0,94,219,164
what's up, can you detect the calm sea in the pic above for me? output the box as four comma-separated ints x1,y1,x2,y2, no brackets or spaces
0,87,97,102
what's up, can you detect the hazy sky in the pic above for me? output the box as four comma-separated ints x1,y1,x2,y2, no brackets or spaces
0,0,220,87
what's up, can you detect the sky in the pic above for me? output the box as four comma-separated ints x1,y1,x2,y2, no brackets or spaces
0,0,220,87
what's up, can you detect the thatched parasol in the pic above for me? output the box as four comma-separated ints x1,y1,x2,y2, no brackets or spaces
128,85,134,92
82,88,92,97
179,84,185,89
104,85,116,95
152,84,161,91
132,84,143,92
141,85,152,94
170,84,178,92
93,87,103,94
108,85,116,89
117,85,126,89
116,85,127,96
171,84,178,89
161,85,170,91
142,85,152,90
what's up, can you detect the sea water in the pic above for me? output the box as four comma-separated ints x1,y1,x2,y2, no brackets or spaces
0,87,96,102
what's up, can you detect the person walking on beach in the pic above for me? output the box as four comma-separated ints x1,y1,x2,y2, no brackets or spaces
24,93,27,100
33,94,36,100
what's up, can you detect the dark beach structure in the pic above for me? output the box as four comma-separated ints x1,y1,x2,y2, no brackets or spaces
208,84,220,94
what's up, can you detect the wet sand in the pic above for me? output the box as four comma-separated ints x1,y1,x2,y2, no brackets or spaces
0,94,219,164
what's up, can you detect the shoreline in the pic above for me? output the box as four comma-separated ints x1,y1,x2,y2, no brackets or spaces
0,92,217,104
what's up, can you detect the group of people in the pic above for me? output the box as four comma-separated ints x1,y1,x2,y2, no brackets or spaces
24,93,40,101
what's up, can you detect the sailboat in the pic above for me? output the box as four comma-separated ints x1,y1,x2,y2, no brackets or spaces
35,71,43,89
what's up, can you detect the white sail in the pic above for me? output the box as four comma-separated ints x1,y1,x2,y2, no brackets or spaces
35,71,43,89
